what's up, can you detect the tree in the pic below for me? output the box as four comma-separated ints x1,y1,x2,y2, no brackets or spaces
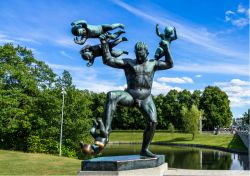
167,123,175,133
200,86,232,130
181,105,200,140
153,94,166,129
57,70,73,90
178,90,192,109
0,43,56,150
162,90,182,129
192,90,202,107
242,110,249,125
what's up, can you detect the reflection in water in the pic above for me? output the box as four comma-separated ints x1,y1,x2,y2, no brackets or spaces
101,144,249,170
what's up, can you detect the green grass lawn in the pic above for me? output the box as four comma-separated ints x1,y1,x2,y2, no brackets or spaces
109,131,248,151
0,150,80,175
0,132,247,175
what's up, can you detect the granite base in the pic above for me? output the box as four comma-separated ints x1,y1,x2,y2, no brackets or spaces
81,155,165,171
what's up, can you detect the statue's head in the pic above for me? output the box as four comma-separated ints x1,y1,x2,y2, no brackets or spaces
164,26,174,37
134,42,148,64
71,20,87,36
80,45,93,61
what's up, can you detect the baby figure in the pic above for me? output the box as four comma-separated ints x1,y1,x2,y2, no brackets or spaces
71,20,125,45
154,24,177,60
80,118,108,155
80,37,128,67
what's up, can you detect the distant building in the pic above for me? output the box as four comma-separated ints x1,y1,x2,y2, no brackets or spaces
235,118,243,126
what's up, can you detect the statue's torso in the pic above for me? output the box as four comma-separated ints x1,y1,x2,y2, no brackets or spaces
125,59,156,100
87,25,103,38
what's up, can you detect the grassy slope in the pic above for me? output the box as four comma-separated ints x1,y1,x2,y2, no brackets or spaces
0,150,80,175
109,132,247,151
0,133,247,175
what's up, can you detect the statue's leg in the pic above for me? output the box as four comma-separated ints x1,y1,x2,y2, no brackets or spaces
111,50,128,57
102,24,125,31
109,30,125,40
111,50,124,57
103,90,134,136
139,95,157,157
109,38,128,56
154,47,164,60
97,118,106,137
110,37,127,48
90,119,99,138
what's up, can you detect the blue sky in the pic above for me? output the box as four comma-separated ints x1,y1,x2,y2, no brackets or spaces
0,0,249,119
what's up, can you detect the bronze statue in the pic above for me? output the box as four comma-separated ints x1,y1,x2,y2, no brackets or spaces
72,21,177,158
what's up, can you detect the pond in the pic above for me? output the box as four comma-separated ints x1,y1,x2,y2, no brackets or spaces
100,144,249,170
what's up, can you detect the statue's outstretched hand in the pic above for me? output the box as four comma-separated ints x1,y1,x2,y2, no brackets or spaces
73,36,86,45
99,32,110,44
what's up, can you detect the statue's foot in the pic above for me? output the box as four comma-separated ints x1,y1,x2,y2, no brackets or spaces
140,149,157,158
118,29,125,34
123,51,129,55
122,37,128,41
119,24,125,29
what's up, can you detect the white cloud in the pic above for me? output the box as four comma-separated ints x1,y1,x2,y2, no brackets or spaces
237,4,246,13
174,62,249,76
112,0,247,60
48,63,182,95
157,76,193,84
231,18,249,27
48,63,127,92
152,81,182,95
225,10,235,16
60,51,74,60
231,79,250,86
54,37,80,50
75,79,183,95
225,4,249,27
215,79,250,86
0,33,16,44
0,32,41,45
214,79,250,107
74,80,126,93
195,74,202,78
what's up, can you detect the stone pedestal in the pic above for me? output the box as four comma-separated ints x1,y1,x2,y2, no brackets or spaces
78,155,167,176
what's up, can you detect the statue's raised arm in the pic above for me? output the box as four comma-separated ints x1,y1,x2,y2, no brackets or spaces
171,27,178,42
100,33,129,69
155,43,174,70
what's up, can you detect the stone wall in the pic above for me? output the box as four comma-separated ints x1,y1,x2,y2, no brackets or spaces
236,131,249,149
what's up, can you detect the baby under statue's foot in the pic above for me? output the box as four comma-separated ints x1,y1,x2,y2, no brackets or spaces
80,141,94,155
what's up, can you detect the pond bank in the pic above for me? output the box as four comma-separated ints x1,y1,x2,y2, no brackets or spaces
109,141,248,154
109,132,248,153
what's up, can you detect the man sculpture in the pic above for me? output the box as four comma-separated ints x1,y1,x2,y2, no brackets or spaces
72,21,176,158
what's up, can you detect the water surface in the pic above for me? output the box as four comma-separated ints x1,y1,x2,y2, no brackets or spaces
101,144,249,170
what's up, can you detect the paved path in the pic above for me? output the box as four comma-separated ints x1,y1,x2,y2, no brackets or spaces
164,168,250,176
